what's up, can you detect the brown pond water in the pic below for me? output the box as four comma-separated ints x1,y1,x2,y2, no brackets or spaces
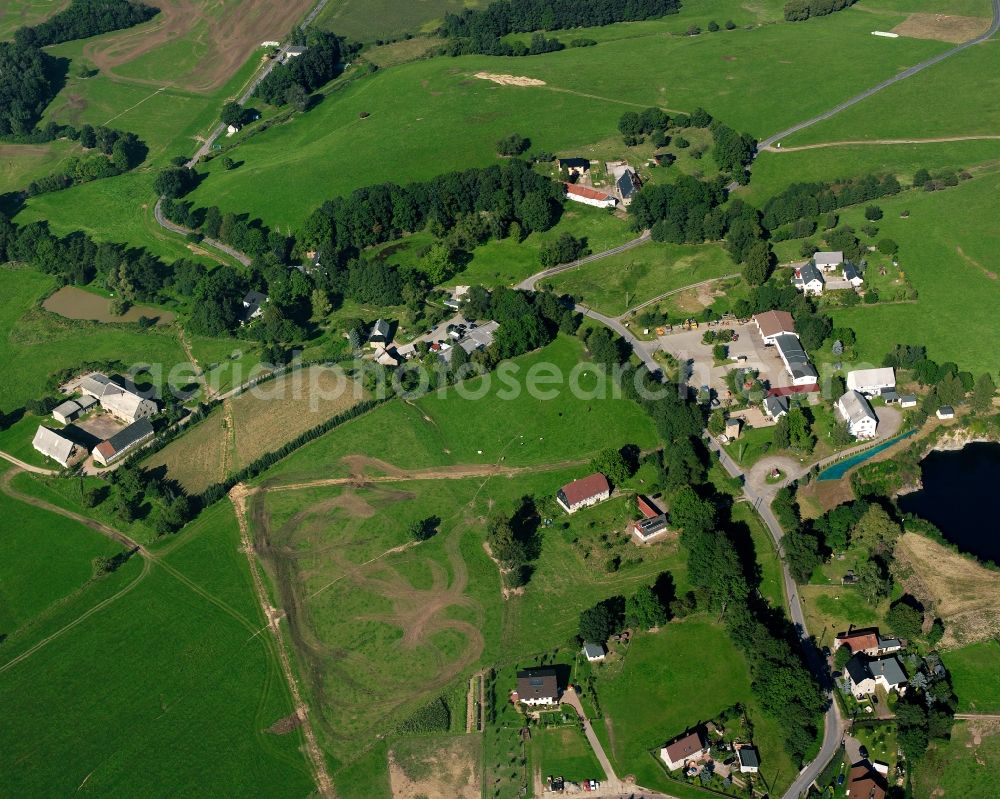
43,286,175,325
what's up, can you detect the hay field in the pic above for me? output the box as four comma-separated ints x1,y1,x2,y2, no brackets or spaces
145,367,366,494
895,531,1000,647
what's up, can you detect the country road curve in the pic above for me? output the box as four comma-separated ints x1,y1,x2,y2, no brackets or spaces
153,197,252,266
516,230,651,291
758,0,1000,149
0,450,57,476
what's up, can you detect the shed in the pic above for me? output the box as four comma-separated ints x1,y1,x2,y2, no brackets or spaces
52,399,82,425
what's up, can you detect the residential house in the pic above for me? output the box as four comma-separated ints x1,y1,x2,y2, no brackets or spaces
32,426,81,468
660,729,709,772
900,394,917,408
846,368,896,397
628,494,669,543
845,763,888,799
792,262,825,295
226,123,241,137
842,262,864,288
846,654,907,697
556,473,611,514
439,320,500,364
763,394,789,420
283,45,307,62
93,419,155,466
834,627,902,656
737,747,760,774
774,334,819,387
395,342,417,360
558,157,590,177
936,405,955,420
615,168,639,204
77,373,158,423
753,310,797,345
837,390,879,439
582,642,606,662
514,668,559,706
814,251,844,271
564,182,617,209
242,291,267,323
368,318,392,345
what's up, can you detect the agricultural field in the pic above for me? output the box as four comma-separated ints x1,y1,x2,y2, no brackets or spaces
0,0,68,39
0,140,85,197
315,0,484,42
546,240,735,316
189,6,948,230
594,621,797,794
144,366,367,494
0,267,188,411
258,336,659,485
0,488,314,796
911,719,1000,799
0,463,121,636
783,37,1000,147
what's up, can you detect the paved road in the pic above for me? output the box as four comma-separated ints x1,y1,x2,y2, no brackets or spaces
153,198,252,266
186,0,335,167
515,230,651,290
758,0,1000,149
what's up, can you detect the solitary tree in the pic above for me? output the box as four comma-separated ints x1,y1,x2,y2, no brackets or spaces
220,101,244,127
625,585,668,629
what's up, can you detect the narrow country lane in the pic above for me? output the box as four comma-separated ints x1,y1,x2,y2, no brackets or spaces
516,230,651,290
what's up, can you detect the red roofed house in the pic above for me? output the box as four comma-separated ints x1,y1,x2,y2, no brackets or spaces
556,473,611,514
564,182,617,209
628,495,670,543
660,729,709,771
834,627,902,657
845,763,887,799
752,310,797,345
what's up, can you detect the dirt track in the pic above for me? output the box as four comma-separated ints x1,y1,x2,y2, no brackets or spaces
762,135,1000,153
83,0,315,93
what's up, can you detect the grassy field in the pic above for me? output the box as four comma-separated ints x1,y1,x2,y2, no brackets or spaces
783,39,1000,146
144,367,366,493
744,138,1000,205
0,490,315,795
0,463,121,636
189,8,947,230
258,336,658,484
532,723,603,782
912,719,1000,799
734,503,786,610
820,171,1000,375
0,140,85,196
316,0,484,41
594,621,797,793
946,640,1000,713
0,0,68,39
16,171,235,264
389,734,480,799
0,267,189,411
547,241,735,316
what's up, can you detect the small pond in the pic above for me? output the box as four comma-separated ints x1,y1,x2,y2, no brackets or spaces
43,286,175,325
898,442,1000,563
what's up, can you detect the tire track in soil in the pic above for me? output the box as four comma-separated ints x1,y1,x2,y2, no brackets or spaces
230,484,334,798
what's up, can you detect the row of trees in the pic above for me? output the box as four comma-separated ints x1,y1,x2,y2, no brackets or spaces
783,0,855,21
617,106,713,147
760,174,902,232
440,0,680,55
254,30,352,107
14,0,158,47
26,125,147,196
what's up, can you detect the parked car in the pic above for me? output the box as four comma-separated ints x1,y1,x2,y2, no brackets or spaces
837,774,845,786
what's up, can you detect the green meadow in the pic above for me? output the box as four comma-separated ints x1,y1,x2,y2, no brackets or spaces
912,720,999,799
0,0,67,39
595,621,797,794
316,0,485,41
783,40,1000,146
0,139,85,196
946,640,1000,713
532,725,603,782
0,267,189,410
547,240,736,316
190,8,946,230
0,492,314,796
258,336,659,484
822,170,1000,374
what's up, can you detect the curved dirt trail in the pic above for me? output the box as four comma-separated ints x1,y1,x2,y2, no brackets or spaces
762,134,1000,152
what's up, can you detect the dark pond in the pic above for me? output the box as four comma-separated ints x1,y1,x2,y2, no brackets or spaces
899,442,1000,563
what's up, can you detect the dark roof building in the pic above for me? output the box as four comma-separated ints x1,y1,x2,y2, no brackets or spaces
369,318,392,343
616,169,637,200
558,157,590,172
93,419,155,466
242,291,267,322
515,668,559,705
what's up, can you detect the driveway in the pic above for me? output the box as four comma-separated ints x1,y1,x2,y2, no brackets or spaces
561,688,623,793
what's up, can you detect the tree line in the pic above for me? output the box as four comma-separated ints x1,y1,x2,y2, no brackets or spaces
26,124,147,196
1,1,158,135
760,174,902,232
784,0,856,22
254,29,354,107
440,0,680,55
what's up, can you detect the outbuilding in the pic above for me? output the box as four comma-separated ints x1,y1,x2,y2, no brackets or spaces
582,642,606,662
936,405,955,420
737,747,760,774
813,251,844,271
32,426,81,468
846,367,896,397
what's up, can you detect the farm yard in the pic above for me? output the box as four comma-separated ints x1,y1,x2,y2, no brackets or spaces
144,366,367,494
